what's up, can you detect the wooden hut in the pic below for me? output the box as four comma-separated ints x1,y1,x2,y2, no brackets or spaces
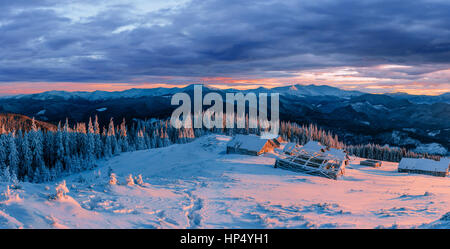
275,141,348,180
398,158,450,177
360,159,382,168
226,134,279,156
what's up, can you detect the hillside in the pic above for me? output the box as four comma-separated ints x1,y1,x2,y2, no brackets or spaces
0,135,448,228
0,113,56,133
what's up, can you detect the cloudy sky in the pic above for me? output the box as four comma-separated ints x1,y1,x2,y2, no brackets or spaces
1,0,450,95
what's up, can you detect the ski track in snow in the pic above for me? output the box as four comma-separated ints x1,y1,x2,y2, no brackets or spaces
0,134,449,229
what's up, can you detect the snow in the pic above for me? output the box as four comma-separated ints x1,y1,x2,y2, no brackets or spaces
5,85,207,101
323,148,347,161
96,107,107,112
290,141,346,161
428,130,440,137
351,101,388,112
226,134,269,152
4,84,365,101
373,104,388,111
299,141,326,154
391,131,420,146
402,128,417,133
275,84,363,97
0,135,449,228
36,109,46,115
360,121,370,126
283,142,299,154
413,143,447,155
398,158,450,173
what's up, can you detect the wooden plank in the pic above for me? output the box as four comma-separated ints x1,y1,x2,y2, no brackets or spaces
275,159,339,180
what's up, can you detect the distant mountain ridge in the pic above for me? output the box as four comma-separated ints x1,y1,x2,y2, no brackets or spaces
385,92,450,104
3,84,448,104
0,84,368,100
269,84,364,97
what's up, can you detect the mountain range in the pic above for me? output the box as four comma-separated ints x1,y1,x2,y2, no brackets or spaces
1,84,448,154
4,84,449,103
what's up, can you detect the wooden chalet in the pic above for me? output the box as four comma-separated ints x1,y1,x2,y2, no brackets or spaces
398,158,450,177
275,141,348,180
226,134,280,156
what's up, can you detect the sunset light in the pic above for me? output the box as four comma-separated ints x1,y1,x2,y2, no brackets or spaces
0,0,448,233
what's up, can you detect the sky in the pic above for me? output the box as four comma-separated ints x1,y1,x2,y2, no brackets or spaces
1,0,450,95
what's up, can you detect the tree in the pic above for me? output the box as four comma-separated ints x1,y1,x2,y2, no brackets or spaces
93,115,100,134
7,135,19,177
135,174,144,185
55,180,69,200
126,174,134,186
88,117,94,134
109,173,118,185
20,132,33,180
104,135,112,158
30,130,45,172
1,185,11,201
1,166,11,182
31,117,38,132
32,166,41,183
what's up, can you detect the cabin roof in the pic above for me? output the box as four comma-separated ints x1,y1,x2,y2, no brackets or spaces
227,134,270,152
399,158,450,172
291,141,348,161
283,142,299,153
299,141,326,154
323,148,347,161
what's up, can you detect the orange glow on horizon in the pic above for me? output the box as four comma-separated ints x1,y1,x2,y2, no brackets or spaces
0,69,449,97
0,82,190,95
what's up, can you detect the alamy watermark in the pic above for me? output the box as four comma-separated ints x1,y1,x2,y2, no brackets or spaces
170,85,280,138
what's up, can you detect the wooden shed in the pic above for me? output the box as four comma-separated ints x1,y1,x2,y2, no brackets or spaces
360,159,382,168
398,158,450,177
226,134,279,156
275,141,348,180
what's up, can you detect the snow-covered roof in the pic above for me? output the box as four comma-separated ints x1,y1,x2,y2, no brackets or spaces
283,142,299,153
299,141,326,154
290,141,347,162
227,134,270,152
323,148,347,161
399,158,450,173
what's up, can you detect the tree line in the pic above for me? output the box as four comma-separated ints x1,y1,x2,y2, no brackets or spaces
0,114,441,183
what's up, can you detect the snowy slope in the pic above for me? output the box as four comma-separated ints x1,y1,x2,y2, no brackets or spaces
1,135,449,228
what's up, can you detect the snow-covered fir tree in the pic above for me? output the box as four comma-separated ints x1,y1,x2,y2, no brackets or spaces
54,180,69,200
109,172,118,185
126,174,134,186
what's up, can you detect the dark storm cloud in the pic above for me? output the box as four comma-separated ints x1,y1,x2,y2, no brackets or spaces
0,0,450,83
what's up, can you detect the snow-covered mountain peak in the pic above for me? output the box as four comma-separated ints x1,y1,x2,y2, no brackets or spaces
289,85,298,91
